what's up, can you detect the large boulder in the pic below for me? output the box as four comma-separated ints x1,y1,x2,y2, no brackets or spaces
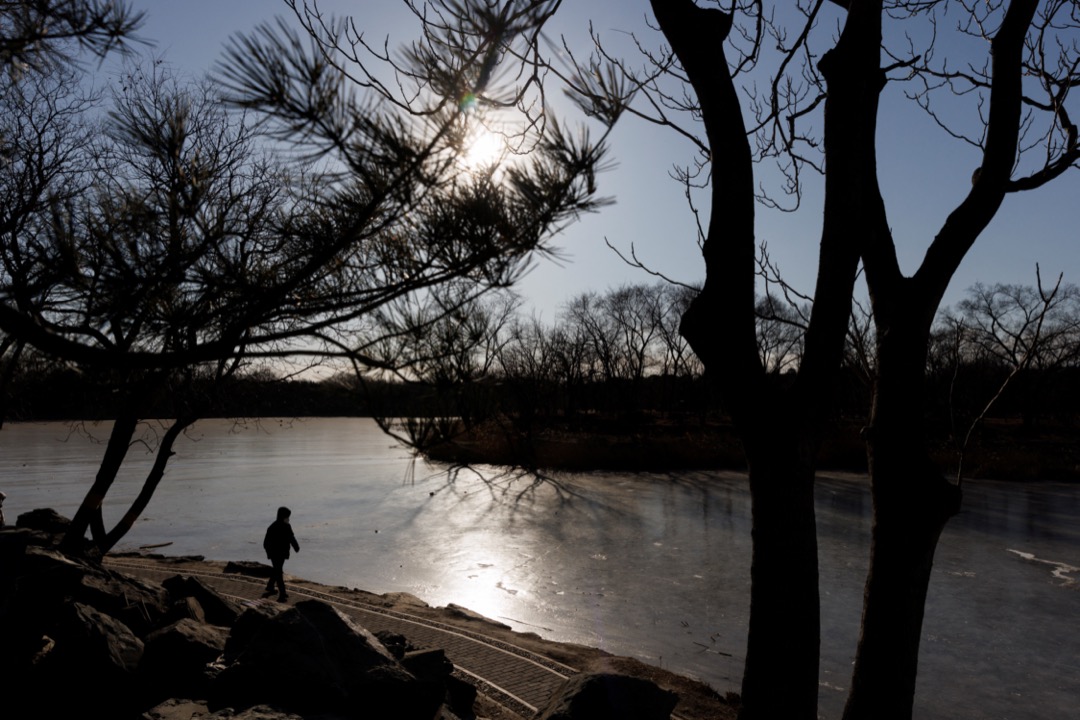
211,599,444,719
140,618,229,702
52,601,145,676
8,544,169,636
15,507,72,536
535,672,679,720
1,519,174,716
402,646,477,717
22,602,147,716
75,564,171,635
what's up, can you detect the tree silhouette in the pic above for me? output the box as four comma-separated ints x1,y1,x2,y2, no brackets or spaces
0,0,143,71
564,1,1079,718
0,0,615,553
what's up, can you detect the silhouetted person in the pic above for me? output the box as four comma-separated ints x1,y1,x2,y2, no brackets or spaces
0,491,6,527
262,506,299,601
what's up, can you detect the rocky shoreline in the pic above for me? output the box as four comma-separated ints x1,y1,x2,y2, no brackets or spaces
1,509,737,720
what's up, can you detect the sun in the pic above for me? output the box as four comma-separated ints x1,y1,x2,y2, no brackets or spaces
460,127,506,171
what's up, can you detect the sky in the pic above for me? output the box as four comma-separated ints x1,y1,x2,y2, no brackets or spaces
109,0,1079,322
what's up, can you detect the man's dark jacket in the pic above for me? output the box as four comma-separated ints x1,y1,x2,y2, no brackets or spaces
263,520,299,560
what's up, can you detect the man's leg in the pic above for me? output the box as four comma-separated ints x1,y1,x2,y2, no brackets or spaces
269,557,286,597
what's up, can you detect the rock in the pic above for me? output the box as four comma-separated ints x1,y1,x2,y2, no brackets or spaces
374,629,409,660
172,594,208,624
54,601,145,675
13,544,86,598
402,646,476,716
212,599,443,719
209,705,308,719
211,599,394,712
75,565,171,635
141,698,212,720
223,560,272,578
16,602,148,716
162,574,244,627
444,602,511,628
0,527,34,617
8,544,169,636
15,507,72,536
140,618,229,702
535,672,679,720
2,528,172,716
143,617,228,666
402,647,453,680
0,525,51,558
142,700,310,720
220,602,285,664
4,518,480,720
354,661,446,719
375,635,476,717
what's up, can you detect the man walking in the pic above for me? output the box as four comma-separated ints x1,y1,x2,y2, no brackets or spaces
262,506,300,601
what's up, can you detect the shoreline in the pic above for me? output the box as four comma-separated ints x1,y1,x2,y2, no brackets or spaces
114,552,738,720
423,415,1080,481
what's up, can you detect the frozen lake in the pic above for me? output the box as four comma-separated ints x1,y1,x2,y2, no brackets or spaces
1,417,1077,719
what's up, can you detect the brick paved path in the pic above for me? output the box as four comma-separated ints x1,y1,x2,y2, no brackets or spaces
106,559,574,717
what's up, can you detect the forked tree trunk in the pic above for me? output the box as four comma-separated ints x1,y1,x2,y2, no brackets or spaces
94,415,196,554
740,431,820,720
60,412,139,554
843,324,962,720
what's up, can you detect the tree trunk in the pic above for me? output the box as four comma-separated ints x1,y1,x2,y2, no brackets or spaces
843,323,962,720
0,336,23,430
95,415,196,554
60,413,139,554
740,431,820,720
651,3,839,717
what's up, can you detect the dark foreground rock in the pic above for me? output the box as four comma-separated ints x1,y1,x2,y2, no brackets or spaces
211,599,444,718
535,672,680,720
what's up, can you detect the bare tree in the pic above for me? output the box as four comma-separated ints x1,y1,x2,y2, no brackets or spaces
497,313,558,385
363,288,520,450
653,283,702,379
560,1,1080,718
755,293,808,375
1,1,615,374
562,291,620,383
546,316,597,416
956,280,1080,375
935,277,1080,459
1,1,614,553
2,64,313,552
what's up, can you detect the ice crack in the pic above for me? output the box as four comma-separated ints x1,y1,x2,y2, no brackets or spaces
1007,548,1079,587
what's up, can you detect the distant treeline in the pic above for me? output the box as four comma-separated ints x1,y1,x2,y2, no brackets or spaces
3,370,359,421
5,280,1080,479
